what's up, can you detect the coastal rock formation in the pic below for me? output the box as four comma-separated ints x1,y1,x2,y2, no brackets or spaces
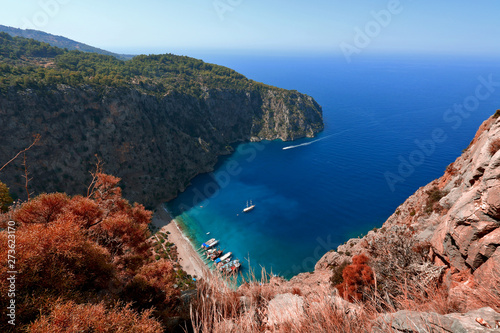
315,113,500,295
373,307,500,333
0,84,323,207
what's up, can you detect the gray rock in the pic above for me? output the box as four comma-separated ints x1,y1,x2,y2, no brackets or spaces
446,307,500,332
266,293,304,326
373,307,500,333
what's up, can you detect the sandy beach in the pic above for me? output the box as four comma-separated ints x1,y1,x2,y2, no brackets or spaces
152,205,208,280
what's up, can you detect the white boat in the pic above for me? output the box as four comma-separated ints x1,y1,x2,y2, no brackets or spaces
206,240,219,248
243,200,255,213
219,252,232,262
220,259,240,273
223,260,241,275
215,257,231,266
206,248,218,255
201,238,217,249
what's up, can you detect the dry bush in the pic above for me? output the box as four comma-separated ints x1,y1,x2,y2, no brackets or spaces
335,254,374,302
189,263,491,333
424,186,448,214
63,195,103,228
0,218,115,330
291,296,374,333
0,172,185,331
28,301,163,333
489,138,500,155
13,192,70,224
122,259,180,311
191,271,376,333
383,280,460,315
367,225,443,309
191,270,244,333
291,287,302,296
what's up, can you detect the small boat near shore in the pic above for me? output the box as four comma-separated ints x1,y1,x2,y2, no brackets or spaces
243,200,255,213
220,259,241,275
198,237,242,275
217,252,232,262
215,257,231,266
208,249,223,261
201,238,219,249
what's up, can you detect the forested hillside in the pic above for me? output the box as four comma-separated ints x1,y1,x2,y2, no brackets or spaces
0,24,133,60
0,33,323,206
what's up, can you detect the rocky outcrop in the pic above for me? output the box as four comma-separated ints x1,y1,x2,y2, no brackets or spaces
373,307,500,333
315,113,500,295
266,293,305,326
0,84,323,206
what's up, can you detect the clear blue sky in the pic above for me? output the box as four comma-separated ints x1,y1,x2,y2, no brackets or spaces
1,0,499,57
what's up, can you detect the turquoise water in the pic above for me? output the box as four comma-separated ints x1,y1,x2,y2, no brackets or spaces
166,54,500,279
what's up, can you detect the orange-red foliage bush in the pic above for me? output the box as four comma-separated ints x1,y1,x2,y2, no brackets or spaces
336,254,375,302
0,219,113,294
85,173,152,273
137,259,179,304
28,301,163,333
63,195,103,228
0,173,165,331
13,192,69,224
0,218,114,328
123,259,180,310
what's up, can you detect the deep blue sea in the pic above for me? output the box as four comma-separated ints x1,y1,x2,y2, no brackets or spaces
165,54,500,279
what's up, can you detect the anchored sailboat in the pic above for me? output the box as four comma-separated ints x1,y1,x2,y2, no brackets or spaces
243,200,255,213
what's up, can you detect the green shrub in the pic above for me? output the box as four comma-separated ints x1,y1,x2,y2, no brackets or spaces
425,186,448,214
0,181,13,213
329,261,349,287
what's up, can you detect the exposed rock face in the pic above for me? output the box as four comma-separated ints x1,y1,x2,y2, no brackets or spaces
315,114,500,294
0,84,323,206
373,307,500,333
266,293,305,326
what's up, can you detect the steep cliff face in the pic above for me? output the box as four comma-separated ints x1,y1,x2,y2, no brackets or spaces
315,112,500,296
0,84,323,207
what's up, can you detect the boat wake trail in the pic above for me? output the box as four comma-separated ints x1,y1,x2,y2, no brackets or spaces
282,130,350,150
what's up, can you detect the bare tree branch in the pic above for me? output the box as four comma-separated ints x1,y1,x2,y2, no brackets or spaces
0,134,41,173
22,153,33,201
87,155,103,197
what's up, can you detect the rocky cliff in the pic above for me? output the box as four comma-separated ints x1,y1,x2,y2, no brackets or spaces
0,84,323,207
314,111,500,301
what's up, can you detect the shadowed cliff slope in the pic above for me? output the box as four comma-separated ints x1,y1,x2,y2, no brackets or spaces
0,33,323,206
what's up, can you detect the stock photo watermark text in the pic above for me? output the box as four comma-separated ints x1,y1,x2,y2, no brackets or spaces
6,220,17,326
385,74,500,192
20,0,71,30
340,0,405,63
213,0,243,21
